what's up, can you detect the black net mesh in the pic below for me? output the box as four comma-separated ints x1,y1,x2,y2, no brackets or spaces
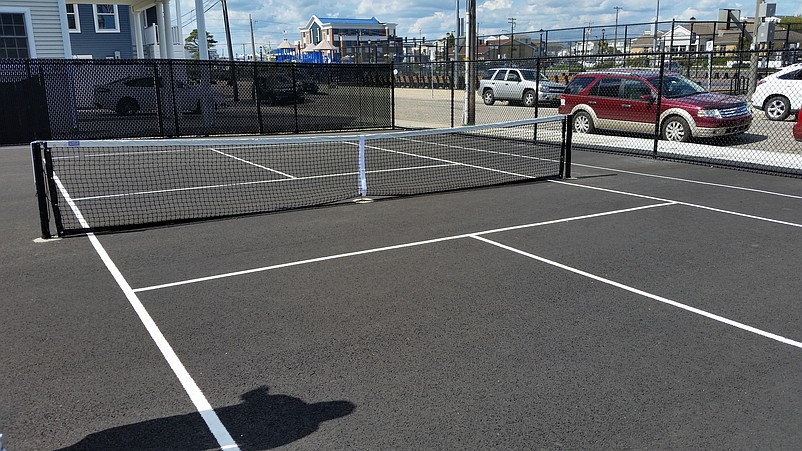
37,117,566,235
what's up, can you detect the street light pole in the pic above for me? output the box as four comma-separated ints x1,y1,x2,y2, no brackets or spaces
653,0,660,53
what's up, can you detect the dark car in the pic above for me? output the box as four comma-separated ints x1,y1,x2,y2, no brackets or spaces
256,76,305,105
558,69,752,142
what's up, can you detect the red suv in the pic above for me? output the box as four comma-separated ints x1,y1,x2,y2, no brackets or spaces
558,70,752,142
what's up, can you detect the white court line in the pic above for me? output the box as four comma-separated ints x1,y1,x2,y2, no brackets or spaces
550,180,802,229
52,174,240,451
571,161,802,200
210,148,297,179
471,234,802,350
133,202,675,293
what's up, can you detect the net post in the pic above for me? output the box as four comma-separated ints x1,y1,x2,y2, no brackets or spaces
358,135,368,196
31,142,52,239
42,144,65,236
563,114,573,179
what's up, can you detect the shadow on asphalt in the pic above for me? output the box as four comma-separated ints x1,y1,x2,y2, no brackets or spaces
56,386,355,450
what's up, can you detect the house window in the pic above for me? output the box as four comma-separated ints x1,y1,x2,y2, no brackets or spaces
93,4,119,33
0,12,29,58
66,4,80,33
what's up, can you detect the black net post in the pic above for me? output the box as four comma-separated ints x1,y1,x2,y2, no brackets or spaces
41,144,64,236
31,142,51,239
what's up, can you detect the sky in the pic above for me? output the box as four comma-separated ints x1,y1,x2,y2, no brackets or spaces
171,0,802,57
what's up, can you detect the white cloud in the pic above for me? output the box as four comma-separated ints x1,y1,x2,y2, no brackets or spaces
480,0,512,11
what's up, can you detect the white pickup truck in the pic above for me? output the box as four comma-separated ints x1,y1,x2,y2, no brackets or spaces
478,68,566,107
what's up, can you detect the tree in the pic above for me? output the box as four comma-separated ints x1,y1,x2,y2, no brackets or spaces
184,29,217,60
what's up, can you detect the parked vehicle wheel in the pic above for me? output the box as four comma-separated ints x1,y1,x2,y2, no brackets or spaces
115,97,139,115
572,111,594,134
764,95,791,121
661,116,691,142
522,89,536,107
482,89,495,106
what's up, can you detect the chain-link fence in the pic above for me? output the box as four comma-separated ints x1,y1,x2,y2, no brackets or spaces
0,59,393,144
393,49,801,178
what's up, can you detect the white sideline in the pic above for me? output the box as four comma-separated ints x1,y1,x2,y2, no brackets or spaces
471,235,802,350
52,174,240,451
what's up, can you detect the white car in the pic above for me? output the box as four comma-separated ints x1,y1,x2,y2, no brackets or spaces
93,76,226,115
751,63,802,121
478,68,566,107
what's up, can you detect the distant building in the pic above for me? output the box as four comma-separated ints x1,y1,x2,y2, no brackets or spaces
299,16,400,62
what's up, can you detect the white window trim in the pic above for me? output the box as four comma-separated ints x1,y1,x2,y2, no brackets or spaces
93,4,120,33
0,6,37,58
66,4,80,33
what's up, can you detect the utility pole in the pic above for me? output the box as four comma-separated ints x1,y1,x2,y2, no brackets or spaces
220,0,237,99
653,0,661,56
455,0,460,61
748,0,763,99
614,6,623,55
508,17,516,59
249,14,257,62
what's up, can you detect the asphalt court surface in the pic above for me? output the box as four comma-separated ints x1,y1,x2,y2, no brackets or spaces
2,144,802,450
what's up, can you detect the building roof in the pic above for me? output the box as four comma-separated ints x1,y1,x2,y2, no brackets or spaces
301,15,396,31
314,40,338,51
276,39,295,49
317,17,382,25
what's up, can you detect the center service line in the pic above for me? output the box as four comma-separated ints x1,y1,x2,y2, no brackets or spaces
52,175,240,451
133,202,675,293
470,234,802,350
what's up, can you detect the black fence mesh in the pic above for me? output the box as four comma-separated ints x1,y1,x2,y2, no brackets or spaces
393,49,801,178
1,59,393,144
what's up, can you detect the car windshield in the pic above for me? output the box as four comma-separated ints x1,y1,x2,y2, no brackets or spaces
646,75,707,98
519,69,548,82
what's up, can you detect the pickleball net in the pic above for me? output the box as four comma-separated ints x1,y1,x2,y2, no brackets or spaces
31,115,571,237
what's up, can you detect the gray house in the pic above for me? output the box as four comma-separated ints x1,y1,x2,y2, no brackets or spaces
67,3,132,59
0,0,72,58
